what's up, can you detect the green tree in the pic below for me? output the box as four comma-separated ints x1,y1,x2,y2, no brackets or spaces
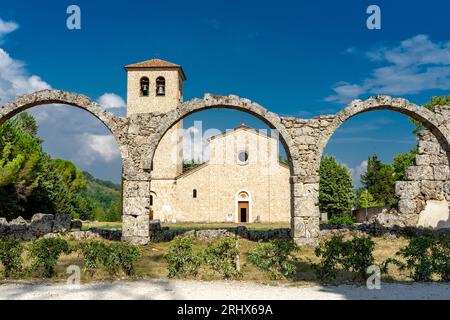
0,112,95,220
412,96,450,136
13,112,39,137
52,158,87,192
355,188,383,209
360,156,396,206
319,156,354,216
0,114,43,218
392,147,417,181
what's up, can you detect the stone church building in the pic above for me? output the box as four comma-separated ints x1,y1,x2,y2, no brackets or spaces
125,59,290,224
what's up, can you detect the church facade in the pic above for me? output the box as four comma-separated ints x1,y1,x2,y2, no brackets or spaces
125,59,291,223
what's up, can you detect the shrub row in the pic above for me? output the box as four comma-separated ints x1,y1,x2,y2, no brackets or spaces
77,241,142,277
165,237,241,279
0,238,141,279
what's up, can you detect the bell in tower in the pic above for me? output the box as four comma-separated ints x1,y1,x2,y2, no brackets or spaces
156,76,166,96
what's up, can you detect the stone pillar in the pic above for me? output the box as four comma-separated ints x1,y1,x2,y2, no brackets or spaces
121,179,150,245
290,176,320,245
395,128,450,227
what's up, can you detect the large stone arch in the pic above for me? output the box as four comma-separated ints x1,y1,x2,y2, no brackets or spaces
307,96,450,231
0,90,129,155
317,96,450,159
133,93,317,244
143,93,296,175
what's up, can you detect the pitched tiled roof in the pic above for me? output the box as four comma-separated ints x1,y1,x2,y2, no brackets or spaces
124,59,186,80
207,124,277,141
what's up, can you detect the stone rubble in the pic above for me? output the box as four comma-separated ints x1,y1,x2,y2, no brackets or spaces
0,213,78,240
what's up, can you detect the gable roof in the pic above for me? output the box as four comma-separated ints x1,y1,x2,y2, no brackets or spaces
207,124,278,142
124,58,187,80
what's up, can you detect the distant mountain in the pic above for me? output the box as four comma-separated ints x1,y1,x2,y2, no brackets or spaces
80,172,122,221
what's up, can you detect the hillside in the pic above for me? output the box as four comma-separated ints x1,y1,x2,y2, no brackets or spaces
79,172,122,222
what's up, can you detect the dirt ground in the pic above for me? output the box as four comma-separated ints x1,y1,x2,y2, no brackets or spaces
1,279,449,300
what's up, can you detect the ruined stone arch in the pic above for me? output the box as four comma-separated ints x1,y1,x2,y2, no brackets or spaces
144,93,296,175
137,94,314,244
311,96,450,228
0,90,129,158
317,96,450,170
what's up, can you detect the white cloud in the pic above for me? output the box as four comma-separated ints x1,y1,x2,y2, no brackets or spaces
350,160,368,187
0,18,18,39
97,93,125,109
0,48,51,103
326,35,450,104
78,133,120,165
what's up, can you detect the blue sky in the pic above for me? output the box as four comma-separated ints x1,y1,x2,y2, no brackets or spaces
0,0,449,183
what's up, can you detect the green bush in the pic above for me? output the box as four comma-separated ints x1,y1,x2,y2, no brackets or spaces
113,242,142,276
384,236,450,282
78,240,106,276
327,215,355,226
247,239,298,280
78,241,142,276
203,238,241,279
165,237,200,278
313,235,375,282
29,238,71,278
433,236,450,281
342,236,375,279
313,236,346,282
0,238,24,277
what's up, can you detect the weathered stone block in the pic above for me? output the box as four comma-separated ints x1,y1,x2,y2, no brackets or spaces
414,155,429,166
395,181,420,199
123,197,150,216
398,199,417,215
418,140,441,155
123,181,150,197
291,216,320,239
421,181,444,200
292,196,319,217
405,166,433,181
70,219,83,230
434,166,450,180
53,214,71,232
30,213,54,237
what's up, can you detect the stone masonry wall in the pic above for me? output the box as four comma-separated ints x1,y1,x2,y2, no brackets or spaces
2,91,450,246
395,128,450,225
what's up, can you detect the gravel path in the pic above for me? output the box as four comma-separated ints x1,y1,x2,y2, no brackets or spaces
1,280,449,300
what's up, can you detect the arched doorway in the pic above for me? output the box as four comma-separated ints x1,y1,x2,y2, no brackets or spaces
235,190,252,223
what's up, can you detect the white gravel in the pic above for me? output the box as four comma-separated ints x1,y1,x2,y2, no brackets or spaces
0,279,449,300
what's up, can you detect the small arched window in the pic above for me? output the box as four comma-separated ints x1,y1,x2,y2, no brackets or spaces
150,195,154,206
156,77,166,96
140,77,150,96
193,189,197,198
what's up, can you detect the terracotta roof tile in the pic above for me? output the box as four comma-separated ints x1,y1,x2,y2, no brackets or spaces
125,58,186,80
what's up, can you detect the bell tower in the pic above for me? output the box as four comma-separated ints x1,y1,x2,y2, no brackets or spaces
125,58,186,178
125,58,186,115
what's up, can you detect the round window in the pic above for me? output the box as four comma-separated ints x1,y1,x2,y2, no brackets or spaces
238,151,249,163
